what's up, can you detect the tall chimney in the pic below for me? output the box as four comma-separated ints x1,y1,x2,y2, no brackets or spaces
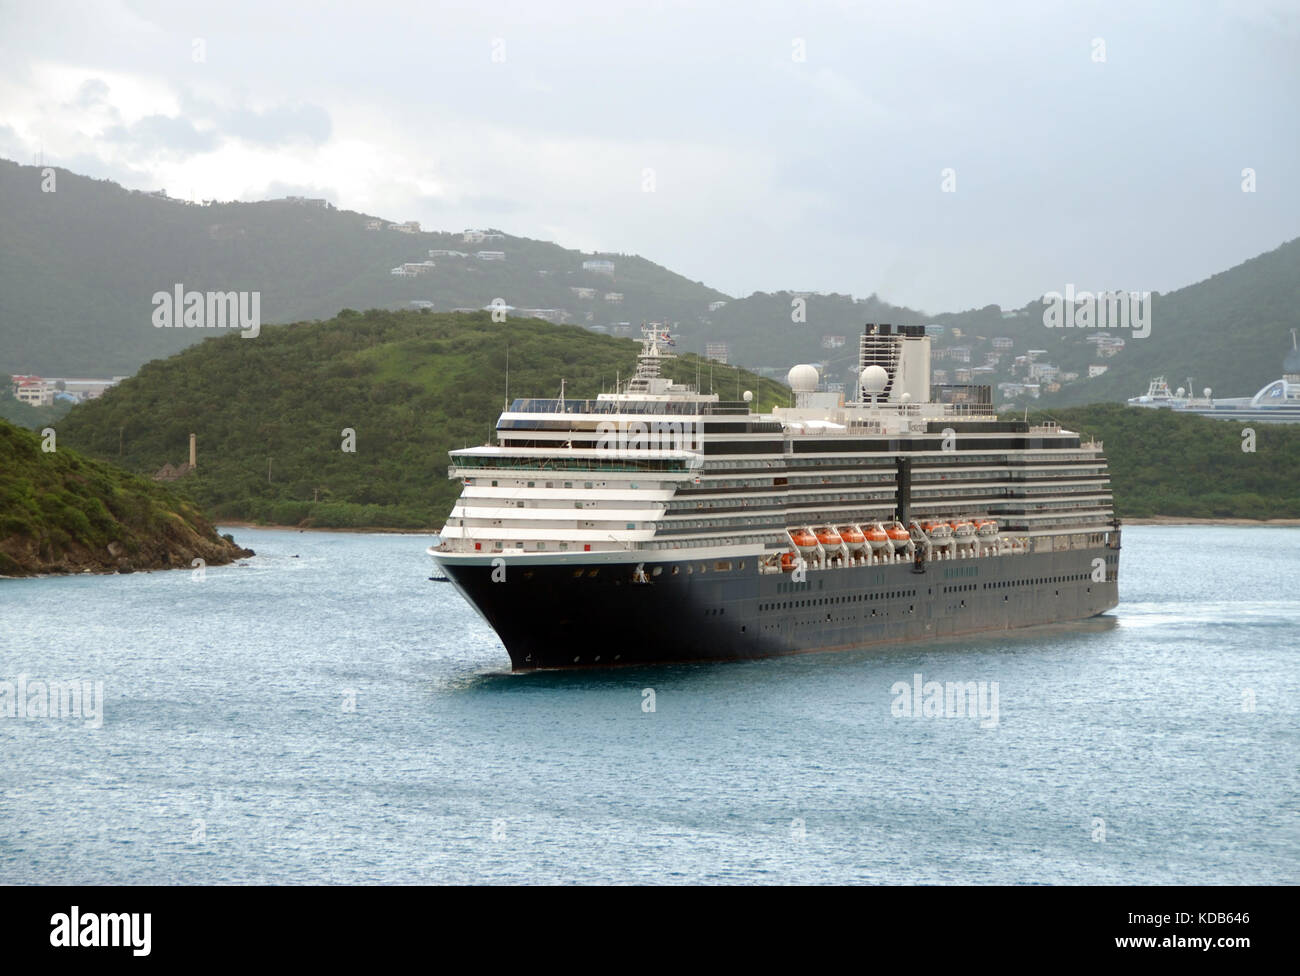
189,433,197,469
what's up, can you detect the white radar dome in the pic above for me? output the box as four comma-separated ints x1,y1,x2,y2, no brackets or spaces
1176,387,1186,397
859,364,889,395
1203,388,1212,399
787,364,820,392
900,392,911,403
743,390,754,402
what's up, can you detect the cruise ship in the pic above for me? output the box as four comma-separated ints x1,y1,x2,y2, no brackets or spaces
1126,330,1300,424
430,323,1121,670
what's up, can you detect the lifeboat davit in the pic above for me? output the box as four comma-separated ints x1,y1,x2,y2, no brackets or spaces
788,529,818,551
815,527,842,548
864,523,891,551
838,526,867,553
886,521,912,550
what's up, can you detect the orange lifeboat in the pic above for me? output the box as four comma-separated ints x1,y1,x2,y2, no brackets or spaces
950,520,976,539
864,523,891,550
838,526,867,553
886,521,911,549
975,519,999,539
815,527,842,547
780,551,800,571
788,529,818,551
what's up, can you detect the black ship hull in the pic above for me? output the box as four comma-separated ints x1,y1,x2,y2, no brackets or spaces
436,544,1120,671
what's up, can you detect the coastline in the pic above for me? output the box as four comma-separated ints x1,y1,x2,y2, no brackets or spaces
217,521,435,536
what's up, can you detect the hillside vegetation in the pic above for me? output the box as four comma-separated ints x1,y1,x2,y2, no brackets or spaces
53,310,790,528
1021,403,1300,519
0,418,252,576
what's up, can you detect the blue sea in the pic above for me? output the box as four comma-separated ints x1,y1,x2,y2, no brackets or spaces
1,525,1296,885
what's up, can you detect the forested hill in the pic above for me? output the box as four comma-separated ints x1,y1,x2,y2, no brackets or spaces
0,418,251,576
0,158,726,376
1020,404,1300,519
52,309,789,528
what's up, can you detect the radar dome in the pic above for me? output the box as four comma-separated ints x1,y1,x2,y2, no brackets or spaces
900,392,911,403
787,364,820,392
1203,387,1212,399
1176,387,1186,397
860,364,888,395
743,390,754,402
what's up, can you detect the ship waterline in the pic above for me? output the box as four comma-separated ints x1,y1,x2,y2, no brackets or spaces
432,323,1120,670
436,545,1119,670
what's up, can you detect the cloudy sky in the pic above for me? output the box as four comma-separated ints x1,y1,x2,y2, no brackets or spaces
1,0,1297,312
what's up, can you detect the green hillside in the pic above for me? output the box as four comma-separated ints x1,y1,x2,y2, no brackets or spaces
0,418,251,576
1020,403,1300,520
52,309,789,528
0,158,727,376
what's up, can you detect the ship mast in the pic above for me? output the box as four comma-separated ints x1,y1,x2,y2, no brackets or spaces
625,323,678,394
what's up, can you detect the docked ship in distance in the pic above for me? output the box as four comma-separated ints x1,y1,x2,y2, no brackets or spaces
1126,329,1300,423
430,323,1121,670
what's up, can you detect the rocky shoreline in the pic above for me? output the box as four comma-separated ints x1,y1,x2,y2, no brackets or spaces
0,525,253,577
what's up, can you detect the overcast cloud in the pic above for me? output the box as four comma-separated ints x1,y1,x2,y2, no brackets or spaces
1,0,1297,312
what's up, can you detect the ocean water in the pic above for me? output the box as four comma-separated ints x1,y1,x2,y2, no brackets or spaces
1,525,1296,885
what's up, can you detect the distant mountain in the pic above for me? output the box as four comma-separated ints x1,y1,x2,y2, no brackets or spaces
702,291,928,381
699,241,1300,406
0,159,727,376
53,309,789,528
1023,240,1300,405
2,158,1296,405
